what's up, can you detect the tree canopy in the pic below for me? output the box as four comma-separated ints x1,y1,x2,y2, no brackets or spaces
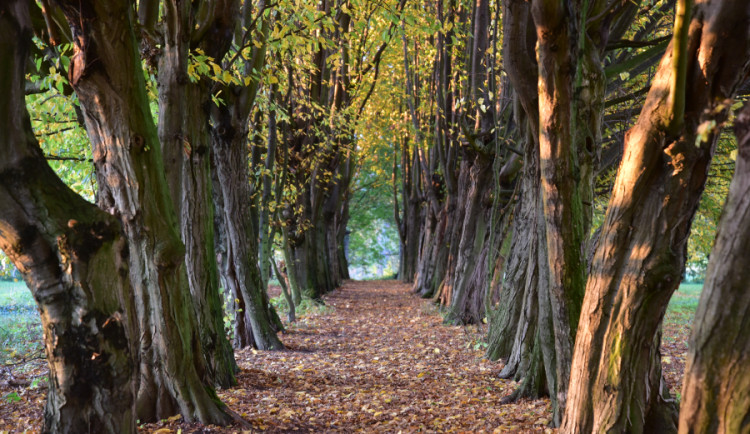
1,0,749,432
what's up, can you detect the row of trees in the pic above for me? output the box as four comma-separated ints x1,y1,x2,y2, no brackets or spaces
0,0,407,431
2,0,750,432
380,0,750,432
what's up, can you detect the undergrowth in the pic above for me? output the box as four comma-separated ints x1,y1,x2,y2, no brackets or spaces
0,281,42,364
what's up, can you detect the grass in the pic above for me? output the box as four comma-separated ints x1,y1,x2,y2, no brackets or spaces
270,295,334,323
0,280,35,307
665,283,703,329
0,280,43,364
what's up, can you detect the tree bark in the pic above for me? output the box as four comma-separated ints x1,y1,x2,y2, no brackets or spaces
678,101,750,434
0,4,137,431
211,121,285,350
53,0,231,424
157,0,237,388
395,136,422,283
532,0,587,421
208,0,284,351
563,1,750,432
444,153,493,324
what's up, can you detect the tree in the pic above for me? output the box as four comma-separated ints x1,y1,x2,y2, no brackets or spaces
280,0,404,299
564,0,750,431
678,101,750,434
481,0,653,422
51,0,231,424
208,0,285,350
149,0,239,387
0,2,138,431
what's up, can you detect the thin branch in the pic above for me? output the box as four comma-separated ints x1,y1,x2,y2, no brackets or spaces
44,154,92,162
667,0,693,134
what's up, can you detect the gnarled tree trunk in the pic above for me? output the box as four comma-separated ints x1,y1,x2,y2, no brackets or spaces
157,0,237,388
208,0,284,351
54,0,231,424
563,1,750,432
678,101,750,434
0,5,137,431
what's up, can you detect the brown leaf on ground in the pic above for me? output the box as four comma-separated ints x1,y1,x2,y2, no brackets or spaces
0,280,692,433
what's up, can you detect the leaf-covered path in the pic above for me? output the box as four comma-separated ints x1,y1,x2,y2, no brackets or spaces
200,280,551,433
1,280,554,433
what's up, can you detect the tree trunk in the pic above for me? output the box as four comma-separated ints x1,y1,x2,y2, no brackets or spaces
532,0,587,421
423,195,455,299
0,6,137,431
157,0,237,388
53,0,231,424
413,202,439,297
678,101,750,434
286,211,336,299
444,153,493,324
487,126,540,367
211,124,284,350
436,160,469,309
563,2,750,432
394,136,422,283
206,0,283,351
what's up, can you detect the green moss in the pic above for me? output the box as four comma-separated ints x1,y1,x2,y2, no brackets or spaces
607,330,622,383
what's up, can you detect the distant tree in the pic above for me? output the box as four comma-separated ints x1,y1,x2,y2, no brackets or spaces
279,0,404,299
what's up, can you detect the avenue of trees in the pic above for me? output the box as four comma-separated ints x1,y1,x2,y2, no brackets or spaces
0,0,749,432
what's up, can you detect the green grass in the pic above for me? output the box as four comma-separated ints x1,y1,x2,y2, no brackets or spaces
0,280,35,307
270,295,334,321
0,280,43,364
664,283,703,329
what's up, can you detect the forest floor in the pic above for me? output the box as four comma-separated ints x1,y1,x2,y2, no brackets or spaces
0,280,694,433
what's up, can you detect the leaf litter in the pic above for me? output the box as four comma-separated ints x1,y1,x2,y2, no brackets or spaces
0,280,693,433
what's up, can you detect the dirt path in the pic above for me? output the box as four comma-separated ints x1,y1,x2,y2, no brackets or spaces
197,280,551,433
1,280,553,433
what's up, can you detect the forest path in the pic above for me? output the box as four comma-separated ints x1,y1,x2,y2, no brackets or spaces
194,280,550,432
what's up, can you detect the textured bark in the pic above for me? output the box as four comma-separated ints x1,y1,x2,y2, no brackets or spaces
436,158,470,310
208,0,284,351
678,102,750,434
563,2,750,432
0,5,137,431
422,195,455,299
486,0,539,357
413,203,439,298
487,0,556,410
488,128,541,372
53,0,230,424
394,138,423,283
157,0,237,388
532,0,587,420
444,153,493,324
486,203,530,363
211,124,284,350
